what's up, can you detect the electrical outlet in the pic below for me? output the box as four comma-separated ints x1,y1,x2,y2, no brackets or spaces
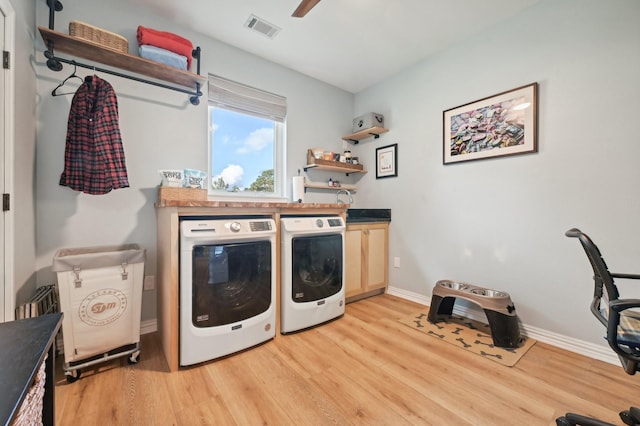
143,275,155,291
393,257,400,268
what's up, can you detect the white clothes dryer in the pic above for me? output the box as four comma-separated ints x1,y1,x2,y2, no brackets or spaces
180,217,276,366
280,216,345,333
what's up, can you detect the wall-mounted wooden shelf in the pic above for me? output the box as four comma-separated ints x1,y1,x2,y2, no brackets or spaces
342,126,389,144
303,162,366,175
304,150,366,175
304,182,357,192
39,26,206,104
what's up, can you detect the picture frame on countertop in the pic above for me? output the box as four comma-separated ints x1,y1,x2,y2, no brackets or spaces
376,143,398,179
443,82,538,165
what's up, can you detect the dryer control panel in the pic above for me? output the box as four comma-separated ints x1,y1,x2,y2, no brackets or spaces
281,216,345,234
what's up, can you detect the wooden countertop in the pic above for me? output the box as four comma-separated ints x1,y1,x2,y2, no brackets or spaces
156,200,349,209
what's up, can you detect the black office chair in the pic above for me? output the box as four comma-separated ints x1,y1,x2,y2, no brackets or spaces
556,228,640,426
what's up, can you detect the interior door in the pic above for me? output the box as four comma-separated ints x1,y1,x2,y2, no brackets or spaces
345,226,363,298
0,2,6,322
0,0,14,322
365,224,388,291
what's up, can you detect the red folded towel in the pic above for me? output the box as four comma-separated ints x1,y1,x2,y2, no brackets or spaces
137,25,193,69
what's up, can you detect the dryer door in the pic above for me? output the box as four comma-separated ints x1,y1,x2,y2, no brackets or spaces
191,241,272,327
290,234,343,303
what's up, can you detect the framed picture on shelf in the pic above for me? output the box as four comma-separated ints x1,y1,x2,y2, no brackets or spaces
376,143,398,179
443,82,538,165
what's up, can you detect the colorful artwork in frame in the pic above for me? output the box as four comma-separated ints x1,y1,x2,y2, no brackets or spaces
443,82,538,164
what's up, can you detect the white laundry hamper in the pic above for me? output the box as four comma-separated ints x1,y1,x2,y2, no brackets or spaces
52,244,145,382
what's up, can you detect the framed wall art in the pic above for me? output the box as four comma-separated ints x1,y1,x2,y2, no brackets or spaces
443,82,538,165
376,143,398,179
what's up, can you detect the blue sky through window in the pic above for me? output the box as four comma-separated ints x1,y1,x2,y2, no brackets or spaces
210,107,274,191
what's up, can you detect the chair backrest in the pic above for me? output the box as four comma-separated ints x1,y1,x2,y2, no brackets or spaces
565,228,620,326
565,228,639,375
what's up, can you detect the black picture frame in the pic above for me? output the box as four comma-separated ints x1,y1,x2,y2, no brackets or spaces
376,143,398,179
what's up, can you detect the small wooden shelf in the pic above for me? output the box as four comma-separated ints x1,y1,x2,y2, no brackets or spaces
305,182,357,192
304,163,366,175
342,126,389,144
39,27,207,89
304,150,366,175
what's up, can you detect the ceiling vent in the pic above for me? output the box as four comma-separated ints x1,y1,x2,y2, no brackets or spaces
244,14,281,39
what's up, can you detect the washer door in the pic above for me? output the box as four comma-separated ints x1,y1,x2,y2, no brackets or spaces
290,234,343,303
191,241,272,327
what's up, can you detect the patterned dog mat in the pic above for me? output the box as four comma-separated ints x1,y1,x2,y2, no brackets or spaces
399,312,536,367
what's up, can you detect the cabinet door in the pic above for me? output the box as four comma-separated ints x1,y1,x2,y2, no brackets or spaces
345,226,364,298
364,224,388,291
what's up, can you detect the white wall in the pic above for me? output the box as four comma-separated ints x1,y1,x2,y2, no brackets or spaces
353,0,640,347
33,0,353,322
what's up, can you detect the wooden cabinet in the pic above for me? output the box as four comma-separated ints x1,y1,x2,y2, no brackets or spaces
345,222,389,302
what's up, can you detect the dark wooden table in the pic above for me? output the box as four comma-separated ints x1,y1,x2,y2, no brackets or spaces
0,312,63,426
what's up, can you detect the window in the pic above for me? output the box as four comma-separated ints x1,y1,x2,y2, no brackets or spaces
208,75,286,198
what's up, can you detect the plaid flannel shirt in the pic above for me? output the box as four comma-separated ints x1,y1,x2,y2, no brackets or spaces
59,75,129,195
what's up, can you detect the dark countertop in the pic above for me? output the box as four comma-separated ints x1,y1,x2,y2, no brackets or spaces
346,208,391,223
0,313,63,425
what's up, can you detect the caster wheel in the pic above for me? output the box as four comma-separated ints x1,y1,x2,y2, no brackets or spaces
127,353,140,364
66,369,81,383
620,409,640,426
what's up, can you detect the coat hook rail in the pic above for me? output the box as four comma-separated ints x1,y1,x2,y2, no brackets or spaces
45,54,202,105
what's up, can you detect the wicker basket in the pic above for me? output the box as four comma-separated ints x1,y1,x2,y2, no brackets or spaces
158,187,207,202
11,354,47,426
69,21,128,54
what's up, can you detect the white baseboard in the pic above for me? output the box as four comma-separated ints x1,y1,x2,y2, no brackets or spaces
386,285,620,366
141,319,157,335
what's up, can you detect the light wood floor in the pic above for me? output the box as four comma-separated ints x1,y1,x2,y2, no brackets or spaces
54,295,640,425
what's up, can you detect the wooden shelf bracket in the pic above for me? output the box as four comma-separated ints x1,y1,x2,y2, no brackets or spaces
345,133,381,144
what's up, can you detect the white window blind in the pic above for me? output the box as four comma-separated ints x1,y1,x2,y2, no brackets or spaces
208,74,287,122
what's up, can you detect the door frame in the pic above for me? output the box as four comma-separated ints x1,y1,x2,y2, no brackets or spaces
1,0,15,322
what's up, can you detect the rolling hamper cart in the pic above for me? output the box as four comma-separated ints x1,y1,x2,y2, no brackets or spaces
52,244,145,382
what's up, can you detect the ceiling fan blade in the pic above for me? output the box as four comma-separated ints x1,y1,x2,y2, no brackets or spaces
292,0,321,17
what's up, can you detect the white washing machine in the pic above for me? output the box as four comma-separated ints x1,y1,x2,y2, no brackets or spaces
180,217,276,366
280,216,345,333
